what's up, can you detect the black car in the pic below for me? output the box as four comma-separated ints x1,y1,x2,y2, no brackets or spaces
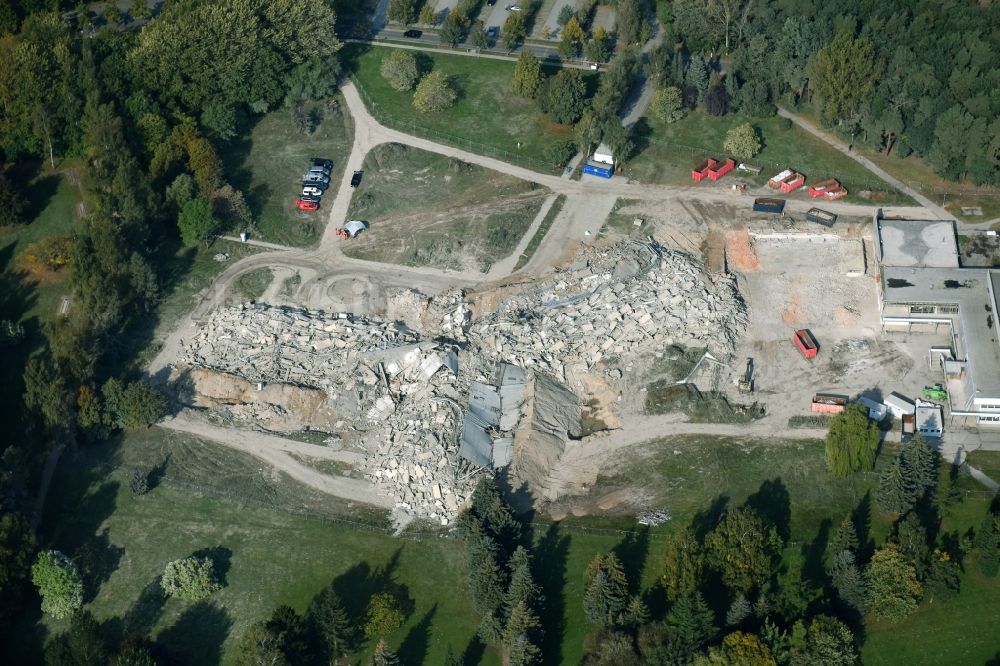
402,29,422,38
311,158,333,169
350,170,363,187
487,0,496,5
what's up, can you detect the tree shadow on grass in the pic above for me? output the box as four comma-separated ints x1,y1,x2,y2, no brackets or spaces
157,601,232,666
331,547,408,628
461,634,486,666
801,519,832,591
397,604,436,665
851,491,875,564
691,494,729,541
77,527,125,604
191,546,233,587
534,523,570,665
121,575,167,637
745,478,791,542
613,526,649,596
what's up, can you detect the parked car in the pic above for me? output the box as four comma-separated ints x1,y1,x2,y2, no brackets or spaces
302,186,323,197
350,170,363,187
299,193,322,203
311,158,333,169
303,173,329,185
294,198,319,211
505,4,521,11
486,0,496,5
403,29,422,38
487,26,499,41
308,165,331,176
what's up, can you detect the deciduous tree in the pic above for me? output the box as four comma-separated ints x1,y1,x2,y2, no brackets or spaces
661,525,704,600
0,512,35,618
705,506,781,592
363,592,406,638
558,16,585,58
161,556,222,600
539,69,587,124
412,71,457,113
44,609,108,665
0,173,26,226
824,403,878,477
388,0,416,24
650,87,685,124
380,51,420,92
512,51,542,99
177,197,219,246
501,12,526,51
787,615,856,666
31,550,83,619
865,544,922,620
808,32,880,124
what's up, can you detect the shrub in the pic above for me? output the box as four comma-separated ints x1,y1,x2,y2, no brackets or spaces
363,592,406,638
544,140,577,167
31,550,84,619
723,122,762,160
413,71,457,113
380,51,420,92
129,469,150,496
161,556,222,600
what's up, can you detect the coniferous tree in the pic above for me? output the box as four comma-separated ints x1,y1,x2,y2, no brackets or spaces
503,600,541,665
974,513,999,577
661,525,704,601
371,638,399,666
829,515,859,556
726,594,751,626
582,553,629,627
828,550,866,611
901,435,937,497
306,587,354,660
876,455,915,514
664,591,716,652
686,57,709,102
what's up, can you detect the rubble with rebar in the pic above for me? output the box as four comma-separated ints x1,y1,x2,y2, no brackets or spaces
176,240,749,524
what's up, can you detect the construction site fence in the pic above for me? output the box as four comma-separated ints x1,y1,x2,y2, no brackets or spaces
105,463,997,545
350,80,561,175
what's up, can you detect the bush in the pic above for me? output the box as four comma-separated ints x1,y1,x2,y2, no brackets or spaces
103,379,168,429
539,69,587,124
363,592,406,638
31,550,84,619
161,556,222,600
544,140,577,167
723,122,761,160
129,469,150,496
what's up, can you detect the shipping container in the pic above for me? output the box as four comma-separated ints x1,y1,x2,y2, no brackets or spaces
583,160,613,178
808,179,840,197
706,157,735,181
691,158,718,182
806,207,837,227
812,393,848,414
781,173,806,193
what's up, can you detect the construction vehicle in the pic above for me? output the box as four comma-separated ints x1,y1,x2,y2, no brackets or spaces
738,357,754,393
923,383,948,400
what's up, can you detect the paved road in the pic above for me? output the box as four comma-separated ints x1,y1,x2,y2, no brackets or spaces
777,108,951,220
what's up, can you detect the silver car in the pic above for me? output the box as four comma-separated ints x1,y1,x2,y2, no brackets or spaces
302,185,323,196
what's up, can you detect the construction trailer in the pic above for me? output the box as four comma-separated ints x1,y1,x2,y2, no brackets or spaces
691,158,718,182
884,392,916,419
812,392,848,414
706,157,735,181
793,328,819,358
583,160,613,178
593,144,614,166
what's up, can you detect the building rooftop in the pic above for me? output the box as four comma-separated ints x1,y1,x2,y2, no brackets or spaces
877,219,959,268
881,265,1000,396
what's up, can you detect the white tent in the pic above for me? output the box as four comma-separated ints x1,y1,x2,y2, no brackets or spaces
344,220,368,237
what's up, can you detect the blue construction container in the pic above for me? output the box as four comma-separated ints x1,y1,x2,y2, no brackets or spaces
583,160,613,179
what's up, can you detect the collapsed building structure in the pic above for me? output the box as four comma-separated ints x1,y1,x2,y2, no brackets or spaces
176,240,749,522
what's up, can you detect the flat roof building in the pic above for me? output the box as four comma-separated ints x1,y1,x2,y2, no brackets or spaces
874,211,1000,427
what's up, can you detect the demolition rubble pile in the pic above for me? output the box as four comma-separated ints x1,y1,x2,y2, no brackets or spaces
469,241,748,380
179,303,473,525
177,241,749,523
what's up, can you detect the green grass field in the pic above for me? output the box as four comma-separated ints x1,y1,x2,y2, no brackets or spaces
514,194,564,271
343,44,585,172
11,428,1000,665
966,450,1000,482
219,96,354,247
343,143,549,271
627,113,911,204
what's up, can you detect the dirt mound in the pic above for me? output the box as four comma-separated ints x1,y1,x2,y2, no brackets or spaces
726,230,760,271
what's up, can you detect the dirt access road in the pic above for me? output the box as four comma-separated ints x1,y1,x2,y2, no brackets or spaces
152,76,949,509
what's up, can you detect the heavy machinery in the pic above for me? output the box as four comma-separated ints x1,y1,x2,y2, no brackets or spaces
738,357,754,393
923,383,948,400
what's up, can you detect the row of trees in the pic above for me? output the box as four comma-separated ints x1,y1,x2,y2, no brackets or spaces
665,0,1000,185
379,51,458,113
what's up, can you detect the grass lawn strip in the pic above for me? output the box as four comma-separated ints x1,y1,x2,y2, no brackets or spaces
218,96,354,248
343,44,584,173
233,267,274,301
628,113,910,205
514,194,565,271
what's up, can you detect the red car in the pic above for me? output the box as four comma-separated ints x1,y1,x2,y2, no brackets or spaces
294,198,319,211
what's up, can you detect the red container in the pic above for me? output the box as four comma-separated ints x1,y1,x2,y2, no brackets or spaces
692,158,718,182
808,179,840,197
824,187,848,200
707,157,735,181
812,401,845,414
794,329,819,358
781,173,806,193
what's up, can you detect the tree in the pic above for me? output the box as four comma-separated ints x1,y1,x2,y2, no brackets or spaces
661,526,704,601
512,52,543,99
364,592,406,638
544,140,576,167
265,605,308,664
865,544,922,620
503,600,541,666
505,546,539,612
697,631,776,666
686,57,709,102
828,549,865,610
161,556,222,600
116,635,159,666
787,615,856,666
557,4,575,26
901,434,937,497
650,87,685,124
829,515,859,556
974,512,999,578
584,27,612,63
177,197,219,247
234,620,287,666
469,21,489,50
418,4,436,25
705,84,730,116
876,455,915,515
306,587,354,660
615,0,642,46
894,513,928,563
23,356,69,429
705,506,781,592
665,591,716,651
380,51,420,92
583,552,629,627
0,513,35,619
600,121,634,163
539,69,587,124
388,0,416,24
131,0,152,21
574,109,603,153
413,71,457,113
723,122,761,160
0,173,27,227
559,16,586,58
824,404,878,477
44,610,108,666
726,594,751,626
808,33,880,124
501,13,526,51
439,10,466,46
104,3,123,25
165,173,195,210
31,550,83,619
924,548,961,599
102,379,168,430
371,638,400,666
